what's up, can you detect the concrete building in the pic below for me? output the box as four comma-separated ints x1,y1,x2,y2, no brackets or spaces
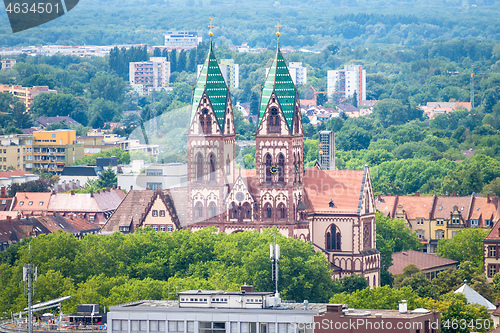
130,57,171,96
164,31,202,49
1,59,16,70
220,59,240,89
27,130,85,174
327,65,366,104
0,134,32,171
318,131,335,170
118,163,188,191
107,288,440,333
0,170,38,188
288,62,307,85
0,84,57,112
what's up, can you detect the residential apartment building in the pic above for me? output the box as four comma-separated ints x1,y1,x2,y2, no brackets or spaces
484,221,500,282
377,193,499,253
318,130,335,170
327,65,366,104
26,130,84,174
164,31,202,49
129,57,171,95
118,139,160,157
0,84,57,112
1,59,16,70
220,59,240,89
118,163,187,191
0,134,32,171
421,102,472,119
288,62,307,85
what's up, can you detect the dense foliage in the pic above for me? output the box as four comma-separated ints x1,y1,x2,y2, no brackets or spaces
0,228,338,317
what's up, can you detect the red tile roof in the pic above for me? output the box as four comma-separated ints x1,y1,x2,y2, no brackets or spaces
433,196,472,220
303,168,366,214
388,250,458,275
12,192,51,213
470,196,499,226
396,196,435,220
485,220,500,241
375,195,397,217
0,170,35,178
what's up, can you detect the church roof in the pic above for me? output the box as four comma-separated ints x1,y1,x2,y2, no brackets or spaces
190,42,229,132
303,168,366,214
258,46,297,130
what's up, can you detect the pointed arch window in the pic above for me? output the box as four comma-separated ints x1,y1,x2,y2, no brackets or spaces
199,109,212,135
226,156,231,175
265,153,272,183
243,202,252,219
278,203,286,220
209,153,216,181
208,202,216,218
196,153,203,182
278,153,285,183
195,202,203,219
230,202,238,219
326,224,341,251
268,108,280,133
264,203,273,220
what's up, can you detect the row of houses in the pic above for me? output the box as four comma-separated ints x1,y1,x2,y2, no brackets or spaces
0,188,126,226
0,214,100,251
376,193,499,253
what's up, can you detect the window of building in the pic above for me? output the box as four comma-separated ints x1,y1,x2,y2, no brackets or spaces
19,201,23,206
200,323,226,333
195,202,203,219
417,230,425,240
230,202,238,219
265,153,272,183
436,219,443,226
147,169,163,176
326,224,341,251
278,153,285,183
268,108,280,134
490,246,497,258
208,202,216,218
147,182,162,190
196,153,203,181
435,230,444,240
489,265,497,278
153,225,158,231
152,210,158,217
28,201,33,205
160,225,165,232
160,210,165,217
486,219,492,227
167,225,173,232
51,134,56,139
209,153,216,181
417,218,424,225
243,202,252,219
278,203,286,219
470,220,479,227
265,203,272,219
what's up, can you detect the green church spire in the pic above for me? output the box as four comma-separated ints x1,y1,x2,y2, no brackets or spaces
258,25,297,130
190,19,229,132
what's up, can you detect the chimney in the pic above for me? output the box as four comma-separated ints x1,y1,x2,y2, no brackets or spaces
399,300,407,314
0,187,5,198
376,194,381,201
415,191,420,197
71,190,74,195
7,216,11,223
452,192,456,197
326,304,343,314
90,190,93,197
240,285,254,293
488,194,491,203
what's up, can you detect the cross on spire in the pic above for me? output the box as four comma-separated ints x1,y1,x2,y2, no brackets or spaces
275,23,282,37
208,17,214,37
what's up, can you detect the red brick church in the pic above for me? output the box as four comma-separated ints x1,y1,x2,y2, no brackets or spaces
103,35,380,287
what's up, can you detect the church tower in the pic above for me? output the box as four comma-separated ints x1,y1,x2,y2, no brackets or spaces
254,27,305,229
187,23,235,224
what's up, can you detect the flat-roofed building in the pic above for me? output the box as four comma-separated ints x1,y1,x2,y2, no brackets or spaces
130,57,171,95
164,31,202,49
1,59,16,70
0,84,57,112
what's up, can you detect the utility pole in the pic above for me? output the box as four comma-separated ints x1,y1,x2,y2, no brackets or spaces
23,243,37,333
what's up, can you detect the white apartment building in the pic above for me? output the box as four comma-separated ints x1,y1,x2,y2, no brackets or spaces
327,65,366,104
287,62,307,85
129,57,171,95
164,31,202,49
197,60,239,89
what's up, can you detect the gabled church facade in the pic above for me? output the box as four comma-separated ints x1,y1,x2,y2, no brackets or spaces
185,38,381,287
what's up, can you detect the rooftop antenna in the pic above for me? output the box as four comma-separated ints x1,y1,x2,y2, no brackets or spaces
23,243,37,333
270,230,280,298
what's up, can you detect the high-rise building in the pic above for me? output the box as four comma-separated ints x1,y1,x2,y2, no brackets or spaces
129,57,171,95
164,31,202,49
197,59,240,89
26,130,84,174
1,59,16,70
327,65,366,104
220,59,240,89
288,62,307,85
0,84,57,112
318,130,335,170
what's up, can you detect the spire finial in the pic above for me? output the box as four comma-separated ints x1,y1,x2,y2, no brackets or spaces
275,22,282,37
208,17,214,38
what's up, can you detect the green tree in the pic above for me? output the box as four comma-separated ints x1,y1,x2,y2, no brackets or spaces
436,228,489,271
341,274,368,293
7,179,50,197
97,168,117,189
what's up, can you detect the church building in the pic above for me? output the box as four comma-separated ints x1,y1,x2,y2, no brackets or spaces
184,32,380,287
102,30,380,287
